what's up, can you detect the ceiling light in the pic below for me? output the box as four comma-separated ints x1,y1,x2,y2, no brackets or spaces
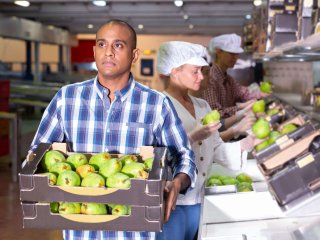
174,1,183,7
253,0,262,6
245,14,251,20
183,14,189,20
92,1,106,7
138,24,144,30
14,1,30,7
188,24,194,29
88,24,94,29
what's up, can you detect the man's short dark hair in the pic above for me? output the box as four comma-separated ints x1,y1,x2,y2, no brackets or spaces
97,19,137,49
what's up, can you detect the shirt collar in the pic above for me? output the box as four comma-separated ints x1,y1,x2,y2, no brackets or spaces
93,74,135,101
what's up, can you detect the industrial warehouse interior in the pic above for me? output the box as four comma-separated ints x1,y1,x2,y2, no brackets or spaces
1,0,320,239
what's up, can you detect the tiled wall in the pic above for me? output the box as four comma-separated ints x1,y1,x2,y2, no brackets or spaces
263,61,314,93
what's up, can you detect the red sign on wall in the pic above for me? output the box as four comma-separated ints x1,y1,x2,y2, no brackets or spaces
71,40,95,63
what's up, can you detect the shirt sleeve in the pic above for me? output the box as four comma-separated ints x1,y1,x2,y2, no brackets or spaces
211,131,247,171
202,84,238,118
159,97,197,189
30,90,64,151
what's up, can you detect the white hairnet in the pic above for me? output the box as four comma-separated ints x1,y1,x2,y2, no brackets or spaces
208,33,244,54
157,41,209,76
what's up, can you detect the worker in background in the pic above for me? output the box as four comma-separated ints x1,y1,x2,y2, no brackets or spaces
27,19,197,240
201,33,270,119
156,41,259,240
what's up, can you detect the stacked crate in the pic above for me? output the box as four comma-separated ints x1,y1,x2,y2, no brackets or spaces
0,80,10,156
19,143,168,231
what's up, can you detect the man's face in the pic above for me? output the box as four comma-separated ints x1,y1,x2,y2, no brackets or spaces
217,49,239,69
93,23,139,80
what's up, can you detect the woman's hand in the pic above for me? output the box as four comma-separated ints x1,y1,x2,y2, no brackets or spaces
188,121,221,144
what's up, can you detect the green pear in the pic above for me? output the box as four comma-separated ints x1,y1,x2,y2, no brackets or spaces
111,204,130,215
66,153,88,170
144,157,154,171
81,202,107,215
106,172,131,189
41,150,66,171
50,202,59,213
119,155,138,166
267,108,279,116
201,110,220,125
255,140,270,152
59,202,81,214
56,170,81,186
252,118,270,139
81,173,105,188
207,178,223,187
260,81,272,94
268,131,282,145
40,172,57,185
49,162,72,175
221,177,239,185
236,173,253,183
76,164,96,179
121,162,148,179
252,100,266,113
89,152,112,170
280,123,298,135
99,158,122,178
237,182,253,192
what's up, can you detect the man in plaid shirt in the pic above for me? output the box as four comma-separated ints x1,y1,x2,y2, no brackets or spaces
29,19,196,240
201,33,269,118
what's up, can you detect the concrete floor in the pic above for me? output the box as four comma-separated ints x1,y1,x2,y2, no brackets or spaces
0,156,62,239
0,111,63,239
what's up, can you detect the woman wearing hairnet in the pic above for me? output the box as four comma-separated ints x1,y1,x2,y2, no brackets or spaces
155,41,259,240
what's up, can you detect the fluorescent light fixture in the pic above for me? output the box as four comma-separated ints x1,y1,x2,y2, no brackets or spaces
14,1,30,7
93,1,106,7
174,0,183,7
138,24,144,29
88,24,94,29
253,0,262,6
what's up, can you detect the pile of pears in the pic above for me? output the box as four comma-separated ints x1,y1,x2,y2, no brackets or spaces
206,173,253,192
251,99,299,152
40,150,154,215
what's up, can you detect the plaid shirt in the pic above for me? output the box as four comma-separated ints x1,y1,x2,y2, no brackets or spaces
201,63,258,118
30,75,196,240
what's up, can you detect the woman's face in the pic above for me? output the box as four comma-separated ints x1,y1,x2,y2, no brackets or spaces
173,64,204,91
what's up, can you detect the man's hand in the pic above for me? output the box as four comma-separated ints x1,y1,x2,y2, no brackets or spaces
235,100,255,120
259,90,272,98
163,173,191,222
232,115,256,136
236,99,255,110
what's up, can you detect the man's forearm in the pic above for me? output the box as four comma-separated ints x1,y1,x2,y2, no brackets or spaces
173,172,191,193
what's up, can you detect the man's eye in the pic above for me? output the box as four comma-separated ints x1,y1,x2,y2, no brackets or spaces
114,43,123,49
97,42,105,47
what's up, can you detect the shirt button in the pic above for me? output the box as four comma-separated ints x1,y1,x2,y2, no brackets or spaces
198,141,202,145
200,157,204,161
202,172,206,177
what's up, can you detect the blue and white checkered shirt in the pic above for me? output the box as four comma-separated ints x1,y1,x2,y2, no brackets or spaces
30,75,196,240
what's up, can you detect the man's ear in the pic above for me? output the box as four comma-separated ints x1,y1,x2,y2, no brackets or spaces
93,46,96,59
132,48,140,63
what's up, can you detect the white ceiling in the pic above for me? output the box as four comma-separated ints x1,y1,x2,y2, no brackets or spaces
0,0,253,36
